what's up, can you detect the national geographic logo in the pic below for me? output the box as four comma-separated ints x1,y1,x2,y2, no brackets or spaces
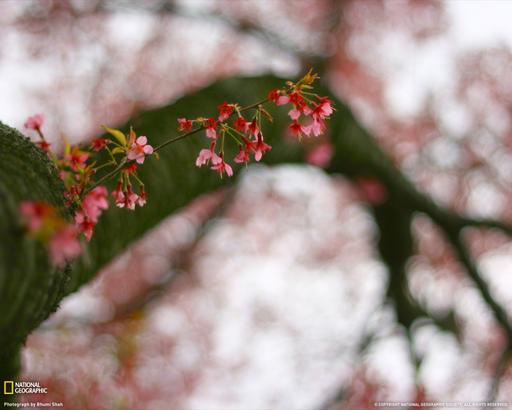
3,382,13,395
3,381,47,395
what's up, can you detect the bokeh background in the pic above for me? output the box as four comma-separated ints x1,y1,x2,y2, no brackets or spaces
2,0,512,408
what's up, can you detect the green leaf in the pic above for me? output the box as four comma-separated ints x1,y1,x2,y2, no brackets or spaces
102,125,127,146
111,147,125,155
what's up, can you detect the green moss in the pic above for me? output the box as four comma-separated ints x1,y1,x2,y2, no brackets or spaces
0,122,71,385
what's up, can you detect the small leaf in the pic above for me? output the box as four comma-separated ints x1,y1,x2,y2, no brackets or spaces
62,136,71,156
129,127,137,145
111,147,125,155
102,125,127,146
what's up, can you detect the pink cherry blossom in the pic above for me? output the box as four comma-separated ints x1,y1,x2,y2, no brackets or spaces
196,143,220,167
137,186,147,207
253,134,272,161
211,155,233,177
80,186,109,223
305,118,326,137
267,89,281,103
315,97,334,118
20,201,53,232
356,178,387,205
233,117,249,133
124,186,139,210
306,142,333,168
196,149,211,166
177,118,193,132
276,95,290,106
288,108,301,121
205,118,217,139
48,225,82,268
24,113,44,130
65,147,89,171
91,138,107,151
74,213,95,241
289,91,306,108
218,102,234,122
234,146,250,164
37,140,51,152
288,121,310,139
303,105,313,116
112,182,126,208
74,186,109,241
127,136,154,164
111,184,146,209
248,120,259,137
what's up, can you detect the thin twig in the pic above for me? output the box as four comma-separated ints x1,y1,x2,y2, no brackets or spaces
86,98,270,192
444,227,512,406
153,126,204,152
85,158,126,194
447,229,512,341
459,216,512,237
487,346,512,402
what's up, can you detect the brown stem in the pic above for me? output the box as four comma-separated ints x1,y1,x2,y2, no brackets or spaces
36,128,46,141
87,98,271,191
153,126,204,153
154,98,268,153
84,158,127,194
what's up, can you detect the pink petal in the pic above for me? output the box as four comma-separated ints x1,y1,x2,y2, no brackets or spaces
211,153,222,165
206,128,217,139
196,149,212,167
136,136,147,145
277,96,290,106
288,109,301,120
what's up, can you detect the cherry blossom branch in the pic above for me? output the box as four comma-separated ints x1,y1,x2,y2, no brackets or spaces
84,98,271,194
152,98,268,153
82,96,272,196
86,158,127,193
22,72,333,265
152,126,204,153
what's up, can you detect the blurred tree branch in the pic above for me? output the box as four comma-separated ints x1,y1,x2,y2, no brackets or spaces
445,228,512,402
327,92,512,402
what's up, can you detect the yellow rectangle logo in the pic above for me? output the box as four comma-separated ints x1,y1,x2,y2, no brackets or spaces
4,381,14,394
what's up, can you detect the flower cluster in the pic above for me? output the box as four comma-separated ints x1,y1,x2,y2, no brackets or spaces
19,201,81,268
177,70,334,178
268,70,334,139
74,186,109,241
23,117,154,263
101,127,152,209
24,113,50,151
20,70,334,266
